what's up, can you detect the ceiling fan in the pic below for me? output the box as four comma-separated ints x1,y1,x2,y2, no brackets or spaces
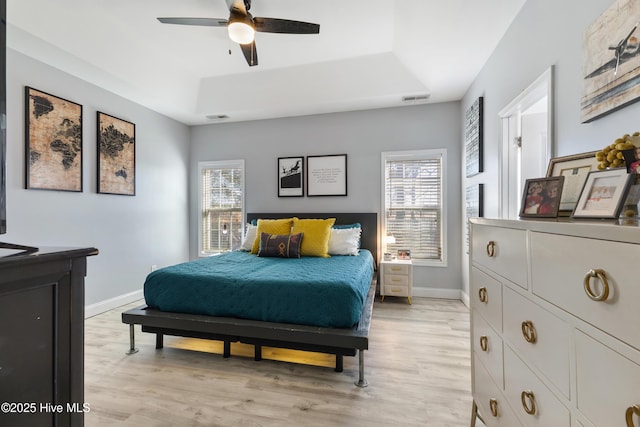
158,0,320,67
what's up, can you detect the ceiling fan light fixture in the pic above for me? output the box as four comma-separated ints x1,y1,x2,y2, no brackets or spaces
228,18,255,44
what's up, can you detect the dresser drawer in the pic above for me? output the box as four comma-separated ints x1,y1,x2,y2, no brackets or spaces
474,354,523,427
472,308,504,389
530,232,640,351
471,224,528,289
503,286,570,398
575,330,640,427
471,267,503,333
383,263,410,275
504,346,570,426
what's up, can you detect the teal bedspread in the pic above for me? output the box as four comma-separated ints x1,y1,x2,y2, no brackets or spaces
143,250,375,328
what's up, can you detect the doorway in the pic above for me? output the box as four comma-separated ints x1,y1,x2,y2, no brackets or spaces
498,67,554,218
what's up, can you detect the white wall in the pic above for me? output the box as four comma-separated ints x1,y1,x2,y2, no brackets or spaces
4,50,190,314
461,0,640,299
190,103,463,298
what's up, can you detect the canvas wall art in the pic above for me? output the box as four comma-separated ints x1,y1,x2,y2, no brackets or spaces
25,87,83,192
581,0,640,122
465,97,483,177
97,112,135,195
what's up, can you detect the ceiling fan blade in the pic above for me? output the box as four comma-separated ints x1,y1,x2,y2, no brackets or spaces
253,17,320,34
240,41,258,66
226,0,248,16
157,17,228,27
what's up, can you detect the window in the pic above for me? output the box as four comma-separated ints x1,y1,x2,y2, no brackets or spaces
198,160,245,256
382,149,446,266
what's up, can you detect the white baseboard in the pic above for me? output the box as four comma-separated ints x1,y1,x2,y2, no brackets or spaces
412,287,462,300
85,289,144,319
460,290,470,309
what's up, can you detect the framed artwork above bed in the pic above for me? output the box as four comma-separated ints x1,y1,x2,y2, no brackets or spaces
278,156,304,197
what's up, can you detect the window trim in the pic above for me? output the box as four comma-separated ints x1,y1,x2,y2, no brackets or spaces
198,159,245,257
381,149,447,267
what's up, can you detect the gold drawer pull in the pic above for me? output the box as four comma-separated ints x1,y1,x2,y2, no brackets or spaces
584,269,610,302
521,320,537,344
480,335,488,352
390,267,402,272
486,240,496,257
489,398,498,417
391,278,402,282
521,390,536,415
478,287,488,303
626,404,640,427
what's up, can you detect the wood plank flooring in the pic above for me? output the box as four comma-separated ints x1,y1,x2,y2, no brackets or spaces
84,297,475,426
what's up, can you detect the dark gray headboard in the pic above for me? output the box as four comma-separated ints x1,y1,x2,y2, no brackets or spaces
247,212,378,265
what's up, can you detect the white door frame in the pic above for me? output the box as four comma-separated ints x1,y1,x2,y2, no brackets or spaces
498,66,554,218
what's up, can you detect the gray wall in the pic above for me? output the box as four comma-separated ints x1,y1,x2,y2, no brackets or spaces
190,103,463,297
4,50,190,313
461,0,640,298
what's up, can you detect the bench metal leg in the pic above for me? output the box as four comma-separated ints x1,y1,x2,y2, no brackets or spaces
354,349,368,387
126,324,139,355
155,333,164,349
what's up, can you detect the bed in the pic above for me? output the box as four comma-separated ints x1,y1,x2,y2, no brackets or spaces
121,212,378,386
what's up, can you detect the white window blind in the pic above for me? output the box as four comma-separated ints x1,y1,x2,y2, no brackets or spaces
199,160,244,256
383,150,446,264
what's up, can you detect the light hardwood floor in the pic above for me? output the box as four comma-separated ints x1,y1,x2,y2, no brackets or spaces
84,297,475,426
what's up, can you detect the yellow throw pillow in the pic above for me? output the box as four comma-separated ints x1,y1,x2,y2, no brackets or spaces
291,217,336,257
251,218,294,254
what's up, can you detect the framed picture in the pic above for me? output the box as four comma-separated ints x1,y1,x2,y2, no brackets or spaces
572,169,634,219
397,249,411,260
465,97,484,177
97,111,136,195
546,151,599,215
465,184,484,253
307,154,347,196
278,156,304,197
519,176,565,218
25,87,83,192
581,0,640,122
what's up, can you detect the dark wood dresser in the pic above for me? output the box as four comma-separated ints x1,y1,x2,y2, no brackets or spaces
0,246,98,427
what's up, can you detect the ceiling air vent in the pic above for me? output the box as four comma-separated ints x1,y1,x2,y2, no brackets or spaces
402,94,431,104
206,114,230,122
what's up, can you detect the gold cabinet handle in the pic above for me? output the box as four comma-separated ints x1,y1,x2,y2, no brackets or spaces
521,390,537,415
486,241,496,257
626,404,640,427
480,335,488,352
584,269,610,302
489,398,498,417
521,320,537,344
478,287,488,303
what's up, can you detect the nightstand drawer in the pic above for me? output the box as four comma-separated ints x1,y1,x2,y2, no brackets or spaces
383,274,409,286
384,264,410,275
384,285,409,296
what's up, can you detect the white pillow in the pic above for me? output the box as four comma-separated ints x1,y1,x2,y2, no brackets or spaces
240,223,258,251
328,227,362,256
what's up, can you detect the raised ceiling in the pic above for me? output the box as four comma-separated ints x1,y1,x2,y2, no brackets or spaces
7,0,526,125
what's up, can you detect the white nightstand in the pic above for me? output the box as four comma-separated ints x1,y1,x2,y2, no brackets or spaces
380,259,413,304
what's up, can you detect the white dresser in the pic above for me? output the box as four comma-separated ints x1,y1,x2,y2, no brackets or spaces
469,218,640,427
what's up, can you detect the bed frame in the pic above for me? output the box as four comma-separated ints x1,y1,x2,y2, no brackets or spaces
121,212,378,387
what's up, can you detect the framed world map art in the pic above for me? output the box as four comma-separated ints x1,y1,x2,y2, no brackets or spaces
25,86,83,192
97,111,136,196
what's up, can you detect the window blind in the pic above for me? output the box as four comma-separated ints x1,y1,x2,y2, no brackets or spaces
200,161,244,255
384,156,443,261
